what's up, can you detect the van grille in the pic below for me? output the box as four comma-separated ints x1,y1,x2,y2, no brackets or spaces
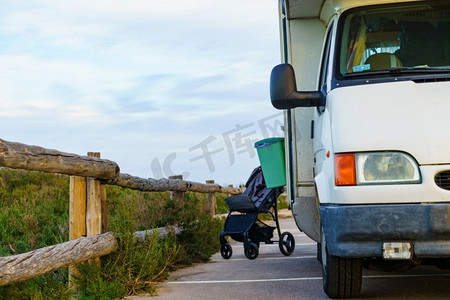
435,171,450,191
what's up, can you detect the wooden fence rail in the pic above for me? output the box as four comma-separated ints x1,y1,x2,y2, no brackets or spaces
0,138,242,194
0,138,244,287
114,173,241,194
0,233,118,286
0,139,119,180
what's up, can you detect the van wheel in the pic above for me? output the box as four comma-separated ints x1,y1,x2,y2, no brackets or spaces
321,227,362,298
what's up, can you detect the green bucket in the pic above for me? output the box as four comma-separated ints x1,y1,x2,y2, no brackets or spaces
254,137,286,188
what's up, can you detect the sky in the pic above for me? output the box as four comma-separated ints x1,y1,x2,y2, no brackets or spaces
0,0,284,186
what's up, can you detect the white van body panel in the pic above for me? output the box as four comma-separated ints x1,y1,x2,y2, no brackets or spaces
315,80,450,206
329,81,450,165
286,19,325,200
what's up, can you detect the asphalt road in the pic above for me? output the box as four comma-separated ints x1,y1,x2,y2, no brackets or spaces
129,215,450,300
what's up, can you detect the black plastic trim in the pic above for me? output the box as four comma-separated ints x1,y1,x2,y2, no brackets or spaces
320,203,450,258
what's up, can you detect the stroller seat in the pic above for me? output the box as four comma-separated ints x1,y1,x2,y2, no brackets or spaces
219,166,295,260
225,194,258,213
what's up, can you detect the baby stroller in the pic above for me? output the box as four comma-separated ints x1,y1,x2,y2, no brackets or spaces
219,166,295,260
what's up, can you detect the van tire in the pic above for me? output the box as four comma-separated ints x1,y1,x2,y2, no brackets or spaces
321,228,362,298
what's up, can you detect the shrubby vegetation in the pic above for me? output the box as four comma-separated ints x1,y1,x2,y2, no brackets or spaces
0,168,225,299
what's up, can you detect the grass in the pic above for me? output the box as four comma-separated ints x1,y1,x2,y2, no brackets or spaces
277,193,289,210
0,168,225,299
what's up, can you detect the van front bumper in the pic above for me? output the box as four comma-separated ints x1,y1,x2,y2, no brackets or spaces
320,203,450,258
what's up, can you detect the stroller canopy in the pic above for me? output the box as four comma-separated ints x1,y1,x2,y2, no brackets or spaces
226,166,283,213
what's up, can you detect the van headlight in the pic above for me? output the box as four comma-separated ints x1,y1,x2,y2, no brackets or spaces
355,152,421,185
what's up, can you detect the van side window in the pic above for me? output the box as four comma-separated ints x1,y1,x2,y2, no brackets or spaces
320,23,334,91
318,23,334,113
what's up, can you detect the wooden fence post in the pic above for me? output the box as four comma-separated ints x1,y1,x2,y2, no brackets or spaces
169,175,184,207
206,180,216,216
228,184,234,196
69,176,87,287
86,152,106,266
101,180,107,233
69,177,87,239
69,152,107,286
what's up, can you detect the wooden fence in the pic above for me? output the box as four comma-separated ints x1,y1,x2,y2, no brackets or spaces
0,138,243,286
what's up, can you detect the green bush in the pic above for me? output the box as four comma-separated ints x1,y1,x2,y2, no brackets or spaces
0,169,69,256
0,169,71,299
215,192,229,214
177,216,223,265
74,232,179,298
0,168,225,299
73,190,180,298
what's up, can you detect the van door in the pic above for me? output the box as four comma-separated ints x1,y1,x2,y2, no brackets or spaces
312,17,337,208
293,17,337,242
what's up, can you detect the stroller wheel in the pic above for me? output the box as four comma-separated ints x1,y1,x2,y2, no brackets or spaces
279,232,295,256
221,243,233,259
244,242,259,260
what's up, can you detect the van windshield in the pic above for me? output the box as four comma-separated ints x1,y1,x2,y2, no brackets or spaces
340,3,450,76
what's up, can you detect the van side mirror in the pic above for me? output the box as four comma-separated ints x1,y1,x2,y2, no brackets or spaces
270,63,324,109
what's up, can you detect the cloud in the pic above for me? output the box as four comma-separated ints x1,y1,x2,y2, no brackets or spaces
0,0,282,184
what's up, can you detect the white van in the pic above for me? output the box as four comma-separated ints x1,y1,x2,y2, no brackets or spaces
270,0,450,298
